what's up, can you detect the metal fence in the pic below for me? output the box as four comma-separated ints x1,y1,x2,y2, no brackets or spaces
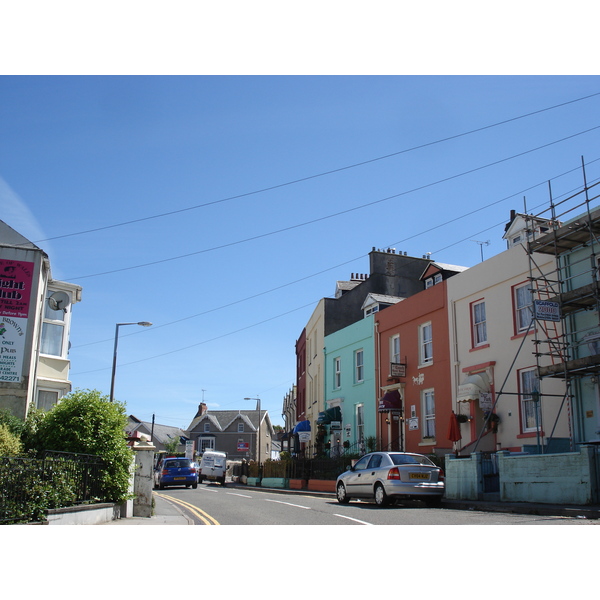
0,451,105,524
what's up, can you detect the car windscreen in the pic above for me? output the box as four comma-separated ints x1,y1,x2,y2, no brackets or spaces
165,460,191,468
389,454,434,467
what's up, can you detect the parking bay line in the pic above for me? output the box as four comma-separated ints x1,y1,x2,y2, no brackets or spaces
334,514,374,525
264,499,311,510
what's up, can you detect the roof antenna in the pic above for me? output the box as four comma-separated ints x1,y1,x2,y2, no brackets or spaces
471,240,490,262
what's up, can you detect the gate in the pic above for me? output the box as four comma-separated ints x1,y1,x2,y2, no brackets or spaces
481,452,499,493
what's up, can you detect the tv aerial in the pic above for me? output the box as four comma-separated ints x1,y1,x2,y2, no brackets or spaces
471,240,490,262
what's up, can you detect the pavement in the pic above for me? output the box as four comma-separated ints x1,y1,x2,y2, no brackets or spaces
103,480,600,524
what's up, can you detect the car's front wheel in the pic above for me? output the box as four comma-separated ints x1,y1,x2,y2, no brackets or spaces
336,482,350,504
374,483,389,507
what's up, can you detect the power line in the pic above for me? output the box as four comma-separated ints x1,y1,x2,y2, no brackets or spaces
71,161,600,360
65,125,600,281
35,91,600,245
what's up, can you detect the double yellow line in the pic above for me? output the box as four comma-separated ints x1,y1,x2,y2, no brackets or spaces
156,493,220,525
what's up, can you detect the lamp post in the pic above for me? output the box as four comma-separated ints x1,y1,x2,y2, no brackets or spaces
244,397,261,464
109,321,152,402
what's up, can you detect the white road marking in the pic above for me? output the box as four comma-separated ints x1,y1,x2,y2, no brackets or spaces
227,492,253,498
334,514,373,525
264,499,311,510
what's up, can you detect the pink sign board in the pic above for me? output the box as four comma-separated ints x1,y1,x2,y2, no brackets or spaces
0,259,34,319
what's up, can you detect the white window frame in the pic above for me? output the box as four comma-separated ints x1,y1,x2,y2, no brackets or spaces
36,388,60,411
203,422,210,433
334,357,341,389
40,288,71,358
390,334,400,365
419,322,433,366
356,403,365,448
355,349,364,383
434,273,443,285
514,283,534,334
238,422,244,433
471,300,487,347
198,436,215,452
422,388,436,439
520,368,540,432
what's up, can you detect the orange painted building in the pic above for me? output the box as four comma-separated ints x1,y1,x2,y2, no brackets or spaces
375,263,463,456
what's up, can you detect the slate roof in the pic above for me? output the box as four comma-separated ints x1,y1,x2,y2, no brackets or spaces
186,409,273,435
127,415,188,447
0,220,42,250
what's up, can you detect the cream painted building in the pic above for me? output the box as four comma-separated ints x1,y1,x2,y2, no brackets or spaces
0,220,81,418
447,216,570,454
303,298,326,450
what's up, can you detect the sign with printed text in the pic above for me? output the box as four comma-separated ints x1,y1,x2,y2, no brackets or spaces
0,259,34,382
534,300,561,322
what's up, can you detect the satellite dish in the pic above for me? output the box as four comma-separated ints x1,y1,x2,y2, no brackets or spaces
48,291,71,312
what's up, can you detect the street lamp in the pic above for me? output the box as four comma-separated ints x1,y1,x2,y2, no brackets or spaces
244,397,261,464
109,321,152,402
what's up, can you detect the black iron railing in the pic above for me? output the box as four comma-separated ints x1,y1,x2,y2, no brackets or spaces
0,451,105,524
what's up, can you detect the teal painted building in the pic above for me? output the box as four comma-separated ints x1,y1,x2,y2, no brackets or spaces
323,314,376,455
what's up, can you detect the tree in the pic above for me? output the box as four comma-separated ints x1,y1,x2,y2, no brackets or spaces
30,389,134,503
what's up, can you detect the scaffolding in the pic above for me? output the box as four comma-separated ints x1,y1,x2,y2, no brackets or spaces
524,158,600,449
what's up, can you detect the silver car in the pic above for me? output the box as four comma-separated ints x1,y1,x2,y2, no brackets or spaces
336,451,444,507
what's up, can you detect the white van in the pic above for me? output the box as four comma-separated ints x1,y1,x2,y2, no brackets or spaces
198,450,228,486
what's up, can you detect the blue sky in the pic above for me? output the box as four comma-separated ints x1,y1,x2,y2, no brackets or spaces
2,75,599,430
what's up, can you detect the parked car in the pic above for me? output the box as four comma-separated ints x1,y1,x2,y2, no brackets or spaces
154,457,198,490
335,451,444,507
198,450,228,486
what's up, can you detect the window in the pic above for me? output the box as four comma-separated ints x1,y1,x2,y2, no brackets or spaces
355,349,364,383
520,368,540,432
334,357,341,389
37,389,59,411
199,437,215,452
514,284,533,334
422,389,436,438
471,300,487,346
356,404,364,448
238,422,244,433
203,422,210,433
390,334,400,365
40,290,68,357
434,273,442,285
419,322,433,365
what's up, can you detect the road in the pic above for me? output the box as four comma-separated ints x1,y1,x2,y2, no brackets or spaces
154,483,596,526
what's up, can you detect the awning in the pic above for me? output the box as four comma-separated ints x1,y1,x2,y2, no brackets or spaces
457,372,490,402
317,406,342,424
378,389,402,413
293,420,311,433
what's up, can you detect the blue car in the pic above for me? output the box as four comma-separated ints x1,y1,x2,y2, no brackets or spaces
154,457,198,490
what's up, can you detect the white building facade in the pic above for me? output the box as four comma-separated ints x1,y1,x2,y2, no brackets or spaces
0,220,81,418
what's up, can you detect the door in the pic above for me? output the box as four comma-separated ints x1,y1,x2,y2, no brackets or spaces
344,454,371,497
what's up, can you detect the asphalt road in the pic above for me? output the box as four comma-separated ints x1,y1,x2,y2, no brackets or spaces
154,483,596,526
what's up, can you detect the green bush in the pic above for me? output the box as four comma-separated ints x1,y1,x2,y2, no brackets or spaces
28,389,134,503
0,423,22,456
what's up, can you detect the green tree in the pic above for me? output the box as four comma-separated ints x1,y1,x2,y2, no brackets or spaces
30,389,134,503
